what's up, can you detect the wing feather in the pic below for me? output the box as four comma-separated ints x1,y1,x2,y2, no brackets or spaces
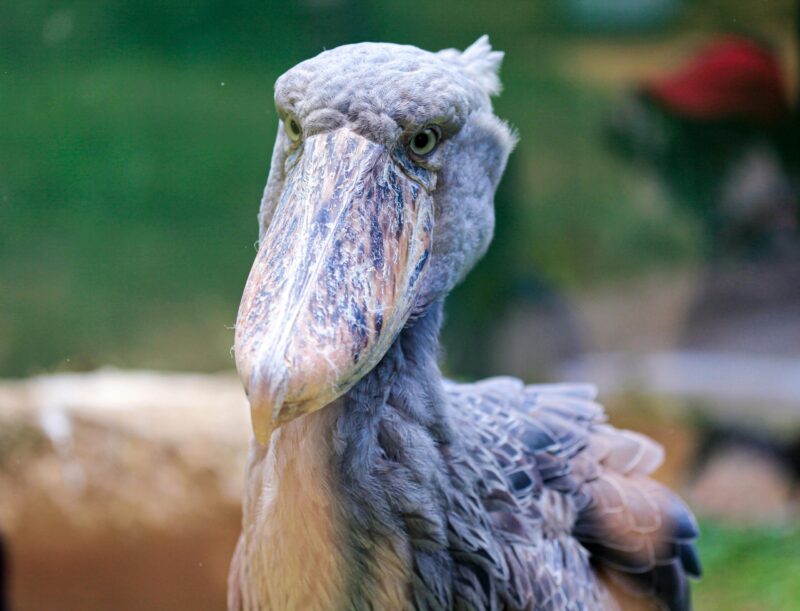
444,377,700,611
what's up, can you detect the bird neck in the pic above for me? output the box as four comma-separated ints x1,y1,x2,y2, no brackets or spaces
339,299,450,447
236,302,453,610
334,300,452,489
330,300,455,607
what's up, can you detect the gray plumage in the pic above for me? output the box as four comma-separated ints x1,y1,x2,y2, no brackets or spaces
330,303,699,610
230,37,700,611
259,38,514,309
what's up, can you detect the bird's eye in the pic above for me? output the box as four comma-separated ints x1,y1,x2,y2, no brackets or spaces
284,116,302,143
409,126,440,157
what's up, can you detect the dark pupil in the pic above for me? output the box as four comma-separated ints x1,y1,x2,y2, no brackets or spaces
290,120,299,134
414,132,429,150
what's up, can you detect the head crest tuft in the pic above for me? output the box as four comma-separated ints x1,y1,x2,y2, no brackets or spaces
439,35,504,97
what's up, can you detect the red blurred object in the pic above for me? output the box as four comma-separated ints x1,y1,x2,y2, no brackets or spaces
645,36,790,126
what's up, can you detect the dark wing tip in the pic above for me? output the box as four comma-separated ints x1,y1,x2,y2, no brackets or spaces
575,458,702,610
666,493,703,580
679,541,702,579
668,495,701,541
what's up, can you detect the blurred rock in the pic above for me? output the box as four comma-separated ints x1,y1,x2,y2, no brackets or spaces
0,368,250,611
0,533,8,611
689,444,796,524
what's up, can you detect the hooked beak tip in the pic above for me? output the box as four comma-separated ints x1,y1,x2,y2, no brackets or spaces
246,366,289,445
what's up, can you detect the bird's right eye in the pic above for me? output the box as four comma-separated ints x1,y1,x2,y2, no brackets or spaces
284,116,302,143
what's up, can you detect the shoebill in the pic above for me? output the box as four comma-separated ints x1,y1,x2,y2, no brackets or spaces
229,37,701,611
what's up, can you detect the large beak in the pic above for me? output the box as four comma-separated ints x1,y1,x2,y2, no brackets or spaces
235,129,434,444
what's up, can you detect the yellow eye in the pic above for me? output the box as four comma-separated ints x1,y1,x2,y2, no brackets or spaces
284,116,302,142
409,126,440,157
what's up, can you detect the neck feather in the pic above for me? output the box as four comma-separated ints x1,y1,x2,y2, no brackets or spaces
237,302,454,611
332,301,456,608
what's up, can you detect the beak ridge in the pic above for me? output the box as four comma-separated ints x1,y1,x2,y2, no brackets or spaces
234,129,433,442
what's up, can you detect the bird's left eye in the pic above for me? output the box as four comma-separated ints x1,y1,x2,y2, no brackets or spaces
284,116,302,143
409,126,440,157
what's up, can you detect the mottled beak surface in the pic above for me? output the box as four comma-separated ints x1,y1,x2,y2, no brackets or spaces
235,129,433,444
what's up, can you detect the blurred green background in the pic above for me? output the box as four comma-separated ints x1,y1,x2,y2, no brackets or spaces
7,0,794,378
1,1,799,608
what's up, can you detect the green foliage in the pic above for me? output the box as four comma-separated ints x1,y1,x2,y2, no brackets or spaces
695,521,800,610
0,59,275,372
0,0,785,375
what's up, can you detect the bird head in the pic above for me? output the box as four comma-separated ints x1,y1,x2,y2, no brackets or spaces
235,37,516,444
